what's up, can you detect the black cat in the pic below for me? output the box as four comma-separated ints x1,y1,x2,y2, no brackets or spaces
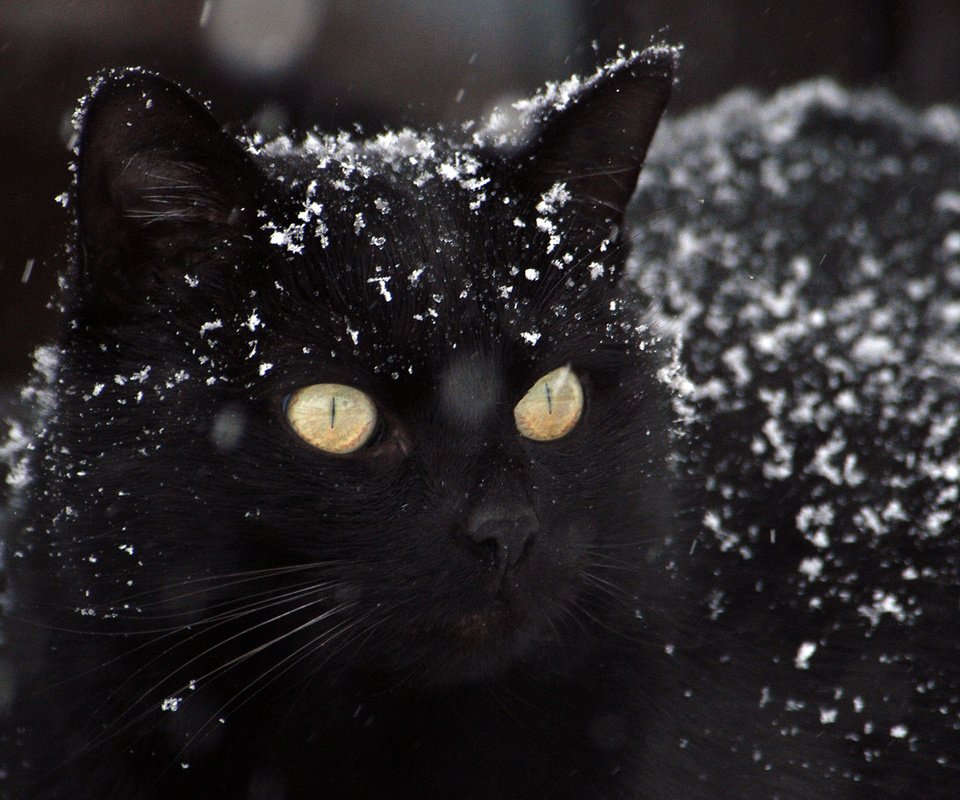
2,44,959,799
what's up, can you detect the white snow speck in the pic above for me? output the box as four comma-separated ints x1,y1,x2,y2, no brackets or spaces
722,345,752,386
535,182,571,215
367,276,392,301
798,557,824,579
536,217,555,235
858,591,907,626
851,334,896,365
794,641,817,670
934,190,960,214
200,319,223,336
520,331,541,346
161,696,181,712
268,225,305,254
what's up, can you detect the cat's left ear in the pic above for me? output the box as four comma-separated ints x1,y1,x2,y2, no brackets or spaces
74,68,261,320
518,47,675,227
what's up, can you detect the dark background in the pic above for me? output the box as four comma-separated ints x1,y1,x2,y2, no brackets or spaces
2,0,960,401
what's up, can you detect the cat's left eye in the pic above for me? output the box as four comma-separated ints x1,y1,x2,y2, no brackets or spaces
286,383,378,454
514,365,583,442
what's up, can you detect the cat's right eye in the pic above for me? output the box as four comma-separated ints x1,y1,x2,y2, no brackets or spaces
286,383,378,454
514,365,583,442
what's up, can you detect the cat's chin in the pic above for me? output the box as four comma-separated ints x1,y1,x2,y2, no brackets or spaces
387,600,562,687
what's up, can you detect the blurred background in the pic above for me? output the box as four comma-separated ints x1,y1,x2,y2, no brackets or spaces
2,0,960,404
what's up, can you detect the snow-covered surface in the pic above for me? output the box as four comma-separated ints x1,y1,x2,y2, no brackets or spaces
634,79,960,776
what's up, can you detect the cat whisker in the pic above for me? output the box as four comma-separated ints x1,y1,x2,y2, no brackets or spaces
584,548,638,574
79,598,360,756
538,604,568,648
124,594,354,701
185,602,365,697
556,600,590,639
580,569,638,602
568,595,647,646
15,576,351,654
167,604,404,770
104,561,343,607
87,585,353,716
582,539,658,550
116,577,348,624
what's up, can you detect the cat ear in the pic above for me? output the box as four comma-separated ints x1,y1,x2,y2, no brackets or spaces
74,68,260,318
518,48,675,227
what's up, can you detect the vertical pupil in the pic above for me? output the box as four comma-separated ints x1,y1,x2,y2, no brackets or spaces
330,396,337,429
545,383,553,414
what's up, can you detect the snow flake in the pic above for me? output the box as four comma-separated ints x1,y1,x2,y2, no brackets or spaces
535,182,571,216
161,696,181,712
367,277,392,302
200,319,223,337
798,557,824,579
794,641,817,670
520,330,541,346
858,591,907,627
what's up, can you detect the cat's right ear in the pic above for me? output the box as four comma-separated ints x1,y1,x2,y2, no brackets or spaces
74,68,260,321
516,48,675,229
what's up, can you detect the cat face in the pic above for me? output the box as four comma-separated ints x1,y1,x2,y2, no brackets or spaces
49,51,676,691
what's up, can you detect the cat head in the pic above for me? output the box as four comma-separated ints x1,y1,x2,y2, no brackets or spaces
50,47,677,689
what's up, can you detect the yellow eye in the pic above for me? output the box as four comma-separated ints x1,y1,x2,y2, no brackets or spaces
286,383,378,454
514,365,583,442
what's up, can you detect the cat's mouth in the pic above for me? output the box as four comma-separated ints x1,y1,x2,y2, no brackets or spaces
390,594,560,685
452,604,510,640
408,598,513,643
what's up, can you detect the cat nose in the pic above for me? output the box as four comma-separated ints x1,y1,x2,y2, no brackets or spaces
465,506,539,570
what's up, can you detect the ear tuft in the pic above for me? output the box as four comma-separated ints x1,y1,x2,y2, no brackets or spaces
519,46,677,226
